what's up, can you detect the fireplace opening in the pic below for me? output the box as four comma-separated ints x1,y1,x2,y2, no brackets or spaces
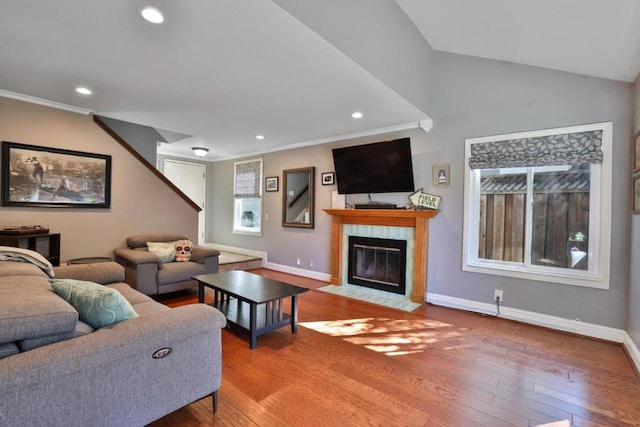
348,236,407,295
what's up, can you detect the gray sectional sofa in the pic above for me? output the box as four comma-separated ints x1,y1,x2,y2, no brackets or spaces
0,257,226,426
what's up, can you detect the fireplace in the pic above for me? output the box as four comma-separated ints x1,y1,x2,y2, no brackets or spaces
348,236,407,295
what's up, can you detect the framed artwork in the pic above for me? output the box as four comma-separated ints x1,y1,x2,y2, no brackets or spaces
1,141,111,208
265,176,279,192
321,172,335,185
432,164,450,186
634,131,640,174
634,175,640,214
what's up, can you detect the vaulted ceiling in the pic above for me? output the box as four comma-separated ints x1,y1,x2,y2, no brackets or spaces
1,1,639,161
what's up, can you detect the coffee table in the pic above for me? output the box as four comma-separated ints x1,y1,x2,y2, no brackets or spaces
193,270,309,349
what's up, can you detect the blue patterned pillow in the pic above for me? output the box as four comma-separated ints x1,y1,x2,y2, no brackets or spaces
50,279,138,329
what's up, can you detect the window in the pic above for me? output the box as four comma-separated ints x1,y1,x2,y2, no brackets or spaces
462,122,612,288
233,158,263,235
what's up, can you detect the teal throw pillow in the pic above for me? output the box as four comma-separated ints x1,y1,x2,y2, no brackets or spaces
146,241,177,262
50,279,138,329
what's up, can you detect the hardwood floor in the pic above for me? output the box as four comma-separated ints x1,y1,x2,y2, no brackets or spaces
149,269,640,427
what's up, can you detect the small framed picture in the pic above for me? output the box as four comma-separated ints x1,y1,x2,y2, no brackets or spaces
633,131,640,173
321,172,335,186
633,175,640,214
433,164,450,186
265,176,279,192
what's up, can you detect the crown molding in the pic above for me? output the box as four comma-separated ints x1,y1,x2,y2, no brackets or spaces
0,89,93,115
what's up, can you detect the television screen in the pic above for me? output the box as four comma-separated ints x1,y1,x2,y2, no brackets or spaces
332,137,415,194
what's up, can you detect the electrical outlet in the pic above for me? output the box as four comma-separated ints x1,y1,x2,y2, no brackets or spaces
309,260,314,267
494,289,503,302
296,258,301,266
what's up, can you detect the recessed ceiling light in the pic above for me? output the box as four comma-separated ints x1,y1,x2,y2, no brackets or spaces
75,87,93,95
255,135,265,140
351,111,363,119
139,6,164,24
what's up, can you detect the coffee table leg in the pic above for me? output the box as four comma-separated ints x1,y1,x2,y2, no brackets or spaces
249,302,258,349
198,282,204,303
291,295,299,333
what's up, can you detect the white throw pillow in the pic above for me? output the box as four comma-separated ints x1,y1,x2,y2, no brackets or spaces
146,241,177,262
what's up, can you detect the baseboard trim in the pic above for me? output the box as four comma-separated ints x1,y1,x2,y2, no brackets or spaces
623,333,640,375
204,243,267,260
262,261,332,282
427,293,626,343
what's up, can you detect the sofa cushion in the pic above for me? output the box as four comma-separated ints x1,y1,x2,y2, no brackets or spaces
0,342,19,359
0,274,78,343
146,241,177,263
50,279,139,329
18,320,94,352
157,261,206,286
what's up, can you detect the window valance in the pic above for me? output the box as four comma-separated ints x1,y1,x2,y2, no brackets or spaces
234,159,262,198
468,130,603,170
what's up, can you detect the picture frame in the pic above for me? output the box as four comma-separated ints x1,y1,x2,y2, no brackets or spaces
1,141,111,208
432,164,450,186
634,174,640,214
634,131,640,174
321,172,335,186
265,176,279,192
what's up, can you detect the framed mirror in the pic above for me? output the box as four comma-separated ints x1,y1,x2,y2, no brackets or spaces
282,166,315,228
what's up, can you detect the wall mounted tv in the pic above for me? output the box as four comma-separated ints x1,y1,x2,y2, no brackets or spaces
332,137,415,194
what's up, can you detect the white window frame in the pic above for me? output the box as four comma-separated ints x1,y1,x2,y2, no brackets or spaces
462,122,612,289
233,158,263,236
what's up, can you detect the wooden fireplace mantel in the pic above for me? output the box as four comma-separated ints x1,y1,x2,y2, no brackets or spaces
324,209,439,305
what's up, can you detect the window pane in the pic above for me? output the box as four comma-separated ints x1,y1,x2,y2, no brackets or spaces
234,198,261,233
531,164,590,270
478,169,526,262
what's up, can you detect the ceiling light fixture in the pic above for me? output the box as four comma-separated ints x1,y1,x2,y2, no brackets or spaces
139,6,165,24
351,111,363,119
192,147,209,157
255,135,265,140
75,87,93,95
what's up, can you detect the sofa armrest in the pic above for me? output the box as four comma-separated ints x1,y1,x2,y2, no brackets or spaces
190,247,220,264
0,304,226,426
53,261,125,285
114,248,164,267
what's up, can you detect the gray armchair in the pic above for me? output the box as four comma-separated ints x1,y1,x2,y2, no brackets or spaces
114,234,220,296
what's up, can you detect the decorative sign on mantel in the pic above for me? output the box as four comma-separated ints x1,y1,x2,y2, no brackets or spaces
408,188,441,210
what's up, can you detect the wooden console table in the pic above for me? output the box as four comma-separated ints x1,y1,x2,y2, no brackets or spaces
0,232,61,266
323,209,438,305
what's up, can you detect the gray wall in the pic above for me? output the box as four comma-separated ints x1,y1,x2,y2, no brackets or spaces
96,116,161,166
427,52,632,329
210,52,633,329
0,97,199,262
629,75,640,344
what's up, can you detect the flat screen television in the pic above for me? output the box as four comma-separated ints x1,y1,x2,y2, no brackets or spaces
332,137,415,194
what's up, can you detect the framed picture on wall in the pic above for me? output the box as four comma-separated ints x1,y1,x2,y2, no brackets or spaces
1,141,111,208
432,164,450,186
634,174,640,214
321,172,335,185
634,131,640,174
265,176,279,192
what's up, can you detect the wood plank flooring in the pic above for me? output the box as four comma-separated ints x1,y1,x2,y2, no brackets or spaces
149,269,640,427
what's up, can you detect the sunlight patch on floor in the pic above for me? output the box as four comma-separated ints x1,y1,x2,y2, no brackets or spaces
299,317,464,356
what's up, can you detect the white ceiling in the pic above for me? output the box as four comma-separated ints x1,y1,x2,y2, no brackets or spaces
1,1,640,162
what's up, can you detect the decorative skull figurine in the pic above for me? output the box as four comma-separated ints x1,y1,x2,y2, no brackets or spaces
175,239,193,262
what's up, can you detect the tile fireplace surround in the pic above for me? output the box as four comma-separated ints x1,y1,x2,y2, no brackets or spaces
324,209,439,307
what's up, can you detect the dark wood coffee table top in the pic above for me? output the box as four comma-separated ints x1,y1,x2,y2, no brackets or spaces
193,270,308,303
